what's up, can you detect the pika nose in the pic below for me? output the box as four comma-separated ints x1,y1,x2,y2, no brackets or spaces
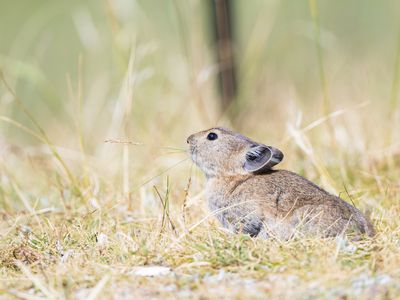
187,134,194,144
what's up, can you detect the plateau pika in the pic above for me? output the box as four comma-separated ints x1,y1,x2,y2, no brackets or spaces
187,127,375,239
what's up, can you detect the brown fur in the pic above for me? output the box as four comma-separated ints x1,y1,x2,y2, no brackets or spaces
187,127,375,239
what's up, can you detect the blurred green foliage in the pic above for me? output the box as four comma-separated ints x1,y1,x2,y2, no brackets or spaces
1,0,400,148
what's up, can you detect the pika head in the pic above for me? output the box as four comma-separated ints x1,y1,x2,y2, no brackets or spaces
187,127,284,178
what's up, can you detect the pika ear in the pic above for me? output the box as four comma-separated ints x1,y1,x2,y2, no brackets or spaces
244,145,284,173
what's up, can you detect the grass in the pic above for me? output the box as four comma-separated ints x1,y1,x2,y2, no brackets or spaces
0,191,398,299
1,0,400,299
1,92,399,299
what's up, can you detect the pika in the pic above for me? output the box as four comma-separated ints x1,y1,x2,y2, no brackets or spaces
187,127,375,239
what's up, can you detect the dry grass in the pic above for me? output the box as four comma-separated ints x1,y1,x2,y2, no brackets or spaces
1,1,400,299
1,97,399,299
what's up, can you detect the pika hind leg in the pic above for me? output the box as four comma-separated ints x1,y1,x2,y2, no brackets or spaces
233,214,264,237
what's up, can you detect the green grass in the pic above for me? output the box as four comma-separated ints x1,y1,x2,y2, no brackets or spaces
1,0,400,299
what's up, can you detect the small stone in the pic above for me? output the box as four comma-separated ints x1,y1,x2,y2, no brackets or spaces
131,266,172,277
96,233,108,246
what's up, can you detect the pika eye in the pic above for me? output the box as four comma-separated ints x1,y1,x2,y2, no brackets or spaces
207,132,218,141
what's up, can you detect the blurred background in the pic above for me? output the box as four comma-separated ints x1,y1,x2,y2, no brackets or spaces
1,0,400,214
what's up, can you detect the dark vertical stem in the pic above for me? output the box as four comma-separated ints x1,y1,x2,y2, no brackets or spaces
211,0,236,115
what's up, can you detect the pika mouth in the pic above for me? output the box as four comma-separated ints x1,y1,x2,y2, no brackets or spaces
188,145,198,162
